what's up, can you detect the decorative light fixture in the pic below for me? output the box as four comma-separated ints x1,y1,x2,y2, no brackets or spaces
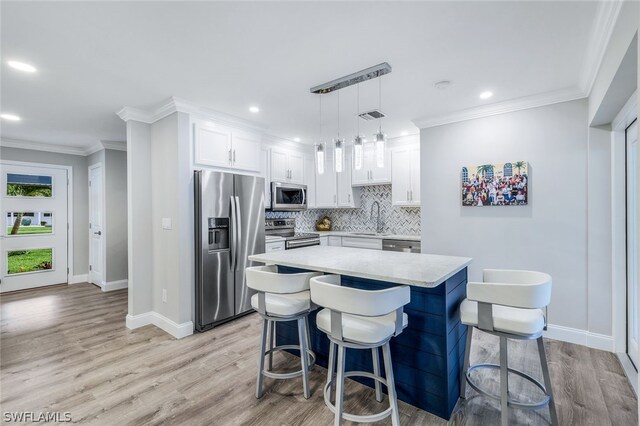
334,91,344,173
374,77,386,168
353,83,364,170
316,95,325,175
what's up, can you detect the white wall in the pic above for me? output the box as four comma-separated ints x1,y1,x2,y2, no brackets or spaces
105,149,128,282
420,100,592,335
0,146,89,279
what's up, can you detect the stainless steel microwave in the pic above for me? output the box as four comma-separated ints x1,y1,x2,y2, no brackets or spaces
271,182,307,211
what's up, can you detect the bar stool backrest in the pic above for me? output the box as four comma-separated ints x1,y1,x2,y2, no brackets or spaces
246,265,322,294
310,275,410,341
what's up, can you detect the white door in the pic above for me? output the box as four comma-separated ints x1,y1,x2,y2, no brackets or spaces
194,121,232,168
627,120,638,367
88,164,104,286
231,131,261,172
391,148,411,205
288,152,305,184
1,163,68,292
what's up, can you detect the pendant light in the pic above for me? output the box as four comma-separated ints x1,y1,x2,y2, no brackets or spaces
353,83,364,170
374,76,386,168
334,90,344,173
316,95,325,175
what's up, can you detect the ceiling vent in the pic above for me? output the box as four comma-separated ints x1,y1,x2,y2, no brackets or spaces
359,110,386,121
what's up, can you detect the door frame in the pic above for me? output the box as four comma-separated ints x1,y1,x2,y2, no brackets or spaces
1,160,73,284
88,161,106,288
612,91,637,358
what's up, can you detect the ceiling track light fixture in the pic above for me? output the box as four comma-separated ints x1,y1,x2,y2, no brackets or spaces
310,62,391,94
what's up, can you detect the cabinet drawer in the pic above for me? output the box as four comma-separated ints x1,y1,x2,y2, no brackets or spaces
341,237,382,250
328,236,342,247
265,241,285,252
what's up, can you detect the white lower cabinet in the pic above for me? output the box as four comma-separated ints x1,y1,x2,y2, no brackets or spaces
328,236,342,247
266,240,285,252
319,236,329,246
340,237,382,250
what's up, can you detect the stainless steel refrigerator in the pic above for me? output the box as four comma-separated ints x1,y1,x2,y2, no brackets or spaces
194,170,265,331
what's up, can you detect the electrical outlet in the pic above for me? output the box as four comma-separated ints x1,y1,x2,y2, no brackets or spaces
162,289,167,303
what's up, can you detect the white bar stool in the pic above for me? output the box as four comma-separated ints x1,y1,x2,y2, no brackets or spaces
246,265,322,400
459,269,558,426
310,275,410,426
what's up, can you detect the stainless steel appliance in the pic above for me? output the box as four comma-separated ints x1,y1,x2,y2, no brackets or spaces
194,170,265,332
382,239,421,253
265,219,320,250
271,182,307,211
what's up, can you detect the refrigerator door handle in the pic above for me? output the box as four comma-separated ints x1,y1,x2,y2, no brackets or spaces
230,195,237,271
234,196,242,272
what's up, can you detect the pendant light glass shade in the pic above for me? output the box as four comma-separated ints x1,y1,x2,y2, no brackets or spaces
334,138,344,173
316,143,325,175
374,132,386,168
353,136,364,170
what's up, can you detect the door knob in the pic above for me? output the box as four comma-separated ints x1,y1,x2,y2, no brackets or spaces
94,231,102,236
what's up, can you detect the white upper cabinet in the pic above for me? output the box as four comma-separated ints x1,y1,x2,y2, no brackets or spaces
391,144,420,206
337,153,361,208
303,155,316,208
270,148,304,184
352,143,391,186
315,148,337,207
193,120,261,173
261,147,271,209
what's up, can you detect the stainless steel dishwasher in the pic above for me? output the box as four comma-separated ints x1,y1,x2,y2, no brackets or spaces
382,239,421,253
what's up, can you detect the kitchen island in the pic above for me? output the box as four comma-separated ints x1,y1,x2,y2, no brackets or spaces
248,246,472,420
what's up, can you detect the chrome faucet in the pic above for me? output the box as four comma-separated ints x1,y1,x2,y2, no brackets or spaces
370,201,382,234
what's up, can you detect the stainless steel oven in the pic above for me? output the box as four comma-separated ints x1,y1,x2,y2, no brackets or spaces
271,182,307,211
265,219,320,249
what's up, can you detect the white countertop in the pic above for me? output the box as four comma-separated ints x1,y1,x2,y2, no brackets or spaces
265,235,286,242
249,246,471,288
315,231,421,242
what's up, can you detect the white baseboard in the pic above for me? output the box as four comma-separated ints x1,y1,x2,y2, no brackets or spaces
69,274,88,284
126,311,193,339
544,324,614,352
102,279,128,292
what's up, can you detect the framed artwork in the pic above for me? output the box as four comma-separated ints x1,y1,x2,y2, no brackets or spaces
461,162,528,206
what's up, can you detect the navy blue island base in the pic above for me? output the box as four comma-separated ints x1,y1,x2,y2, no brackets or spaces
275,265,468,420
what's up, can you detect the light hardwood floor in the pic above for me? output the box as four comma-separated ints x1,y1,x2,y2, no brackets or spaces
1,283,636,425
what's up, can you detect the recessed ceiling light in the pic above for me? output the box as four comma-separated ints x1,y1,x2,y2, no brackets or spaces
1,113,21,121
479,91,493,100
8,61,37,73
400,131,409,137
293,137,301,142
434,80,451,90
249,106,260,113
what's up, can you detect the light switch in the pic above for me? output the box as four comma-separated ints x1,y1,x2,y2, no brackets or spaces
162,218,172,230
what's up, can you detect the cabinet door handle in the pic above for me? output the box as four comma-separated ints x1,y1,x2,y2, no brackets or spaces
407,190,410,201
233,149,236,164
410,190,413,201
348,194,351,203
334,194,337,203
228,149,232,164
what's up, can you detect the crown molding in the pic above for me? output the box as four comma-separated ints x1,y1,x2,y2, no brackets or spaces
580,0,623,96
101,140,127,151
262,134,311,151
0,137,88,156
412,87,586,129
117,96,268,133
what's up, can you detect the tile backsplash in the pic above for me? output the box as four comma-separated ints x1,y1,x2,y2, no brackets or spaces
266,185,420,235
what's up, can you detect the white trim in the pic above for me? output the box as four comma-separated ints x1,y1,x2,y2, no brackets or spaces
102,279,128,292
0,138,88,156
613,90,638,131
617,353,638,396
544,324,614,352
126,311,193,339
69,274,88,284
117,96,268,132
0,160,74,284
580,0,624,95
412,87,586,129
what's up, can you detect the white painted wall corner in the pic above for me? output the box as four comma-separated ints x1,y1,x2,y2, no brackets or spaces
126,311,193,339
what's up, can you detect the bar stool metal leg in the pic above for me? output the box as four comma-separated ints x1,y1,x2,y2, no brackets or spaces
372,347,383,402
382,342,400,426
297,318,311,399
256,318,269,399
334,345,346,426
268,320,275,372
327,341,336,403
537,337,559,426
305,316,313,366
460,326,473,399
500,336,509,426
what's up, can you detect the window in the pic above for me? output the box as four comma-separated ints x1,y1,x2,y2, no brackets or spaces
7,248,53,275
6,212,53,235
503,163,513,177
462,167,469,183
6,173,53,197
